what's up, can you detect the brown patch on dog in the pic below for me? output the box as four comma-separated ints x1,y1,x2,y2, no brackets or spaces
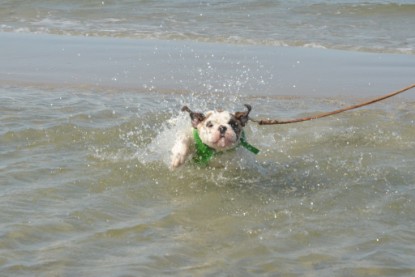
234,104,252,127
181,106,206,128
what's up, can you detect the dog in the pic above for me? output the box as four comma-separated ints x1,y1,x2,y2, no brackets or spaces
170,104,259,169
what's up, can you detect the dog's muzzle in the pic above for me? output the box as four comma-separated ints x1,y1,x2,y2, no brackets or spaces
219,125,227,135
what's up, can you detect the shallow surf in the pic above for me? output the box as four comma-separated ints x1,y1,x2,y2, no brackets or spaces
1,82,414,275
1,2,415,273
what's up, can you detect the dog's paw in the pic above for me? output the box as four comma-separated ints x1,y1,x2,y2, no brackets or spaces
170,135,191,170
170,154,186,170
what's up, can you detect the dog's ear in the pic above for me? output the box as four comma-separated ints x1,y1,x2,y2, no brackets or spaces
181,106,205,128
234,104,252,127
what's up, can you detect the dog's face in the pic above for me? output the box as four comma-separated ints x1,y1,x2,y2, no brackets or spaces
182,105,252,151
197,110,241,150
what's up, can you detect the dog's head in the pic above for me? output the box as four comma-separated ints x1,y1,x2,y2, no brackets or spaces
182,105,252,151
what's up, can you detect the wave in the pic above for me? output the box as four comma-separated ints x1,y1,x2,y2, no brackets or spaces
1,26,413,55
1,1,414,55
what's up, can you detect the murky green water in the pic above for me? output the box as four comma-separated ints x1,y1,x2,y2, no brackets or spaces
1,0,415,54
1,85,414,276
1,0,415,273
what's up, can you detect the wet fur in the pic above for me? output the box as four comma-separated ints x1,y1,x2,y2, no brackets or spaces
170,105,251,169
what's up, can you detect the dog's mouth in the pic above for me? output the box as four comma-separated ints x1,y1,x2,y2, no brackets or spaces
217,137,228,148
214,135,237,149
200,129,240,150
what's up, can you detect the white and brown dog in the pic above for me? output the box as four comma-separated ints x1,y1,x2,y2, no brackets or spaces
170,104,259,169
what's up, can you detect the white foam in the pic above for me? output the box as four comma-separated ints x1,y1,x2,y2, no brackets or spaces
303,43,327,49
135,112,191,167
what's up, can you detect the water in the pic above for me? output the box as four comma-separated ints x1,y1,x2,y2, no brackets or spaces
1,0,415,276
1,0,415,54
2,86,415,275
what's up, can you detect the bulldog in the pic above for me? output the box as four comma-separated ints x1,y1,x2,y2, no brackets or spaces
170,104,259,169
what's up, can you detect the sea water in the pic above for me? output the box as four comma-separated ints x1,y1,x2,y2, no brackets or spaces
1,0,414,54
1,1,415,276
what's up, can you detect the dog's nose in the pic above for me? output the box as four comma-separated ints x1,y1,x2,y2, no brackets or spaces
219,126,227,134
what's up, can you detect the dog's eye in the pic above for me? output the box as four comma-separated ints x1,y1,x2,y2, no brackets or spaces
206,121,213,128
230,120,239,128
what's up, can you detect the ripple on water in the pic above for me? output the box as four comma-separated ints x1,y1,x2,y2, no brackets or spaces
1,86,414,275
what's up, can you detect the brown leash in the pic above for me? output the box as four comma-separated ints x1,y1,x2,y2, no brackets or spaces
251,84,415,125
